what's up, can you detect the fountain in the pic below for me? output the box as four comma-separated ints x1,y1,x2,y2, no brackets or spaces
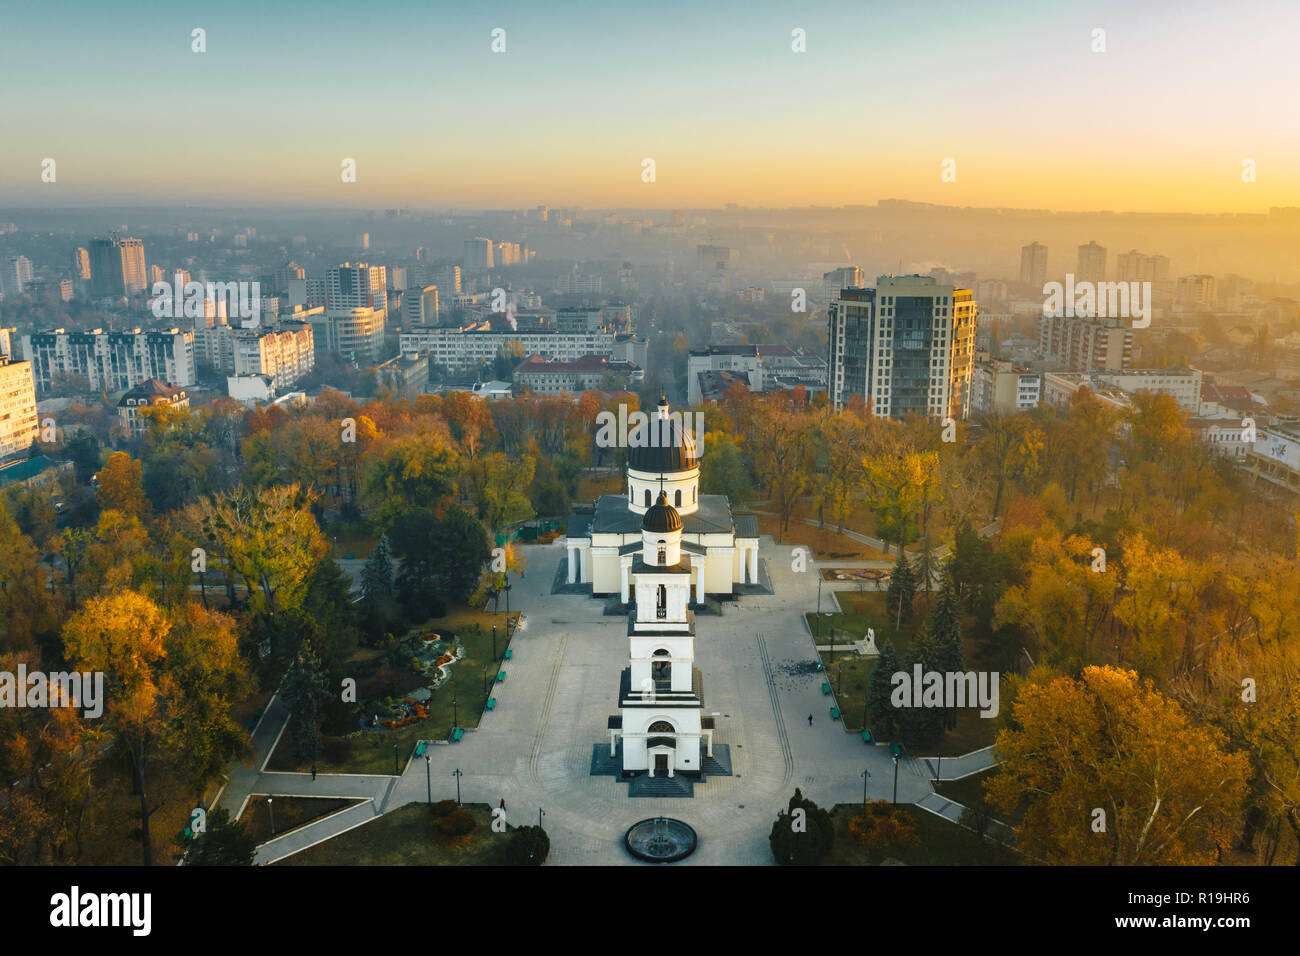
624,816,698,863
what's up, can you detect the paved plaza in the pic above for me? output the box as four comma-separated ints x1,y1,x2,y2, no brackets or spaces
227,538,978,865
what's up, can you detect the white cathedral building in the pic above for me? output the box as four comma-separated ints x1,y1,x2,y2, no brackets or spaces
564,397,761,604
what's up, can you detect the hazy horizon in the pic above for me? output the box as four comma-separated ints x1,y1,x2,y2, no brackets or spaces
3,0,1298,212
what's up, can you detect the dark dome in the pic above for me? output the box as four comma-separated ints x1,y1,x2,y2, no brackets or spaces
628,410,699,473
642,491,682,533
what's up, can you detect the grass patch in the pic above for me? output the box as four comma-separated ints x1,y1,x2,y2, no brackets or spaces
824,804,1018,866
243,795,363,845
933,768,1018,824
277,802,510,866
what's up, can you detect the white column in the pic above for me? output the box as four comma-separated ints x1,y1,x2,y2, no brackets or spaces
620,563,630,604
610,730,617,757
748,546,758,584
737,549,747,585
579,547,588,583
695,564,705,604
567,546,577,584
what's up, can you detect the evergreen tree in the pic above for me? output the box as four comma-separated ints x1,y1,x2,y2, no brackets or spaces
929,576,964,730
281,644,330,764
177,808,256,866
887,551,916,628
867,640,900,740
769,788,835,865
897,634,946,749
360,535,394,602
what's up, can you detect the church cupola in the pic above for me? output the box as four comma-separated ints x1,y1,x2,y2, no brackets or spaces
642,490,683,566
626,397,702,517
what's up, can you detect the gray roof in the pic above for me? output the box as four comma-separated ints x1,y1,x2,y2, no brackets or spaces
581,494,737,536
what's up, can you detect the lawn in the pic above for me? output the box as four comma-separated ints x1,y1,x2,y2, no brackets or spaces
823,804,1019,866
266,606,521,775
243,795,363,845
277,802,511,866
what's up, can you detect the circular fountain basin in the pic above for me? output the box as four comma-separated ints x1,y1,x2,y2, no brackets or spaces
624,816,698,863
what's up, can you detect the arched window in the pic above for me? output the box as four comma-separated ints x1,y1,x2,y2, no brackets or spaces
656,584,667,618
648,720,674,734
644,489,651,507
674,489,682,507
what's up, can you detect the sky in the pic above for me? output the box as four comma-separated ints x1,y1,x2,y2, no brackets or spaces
1,0,1298,212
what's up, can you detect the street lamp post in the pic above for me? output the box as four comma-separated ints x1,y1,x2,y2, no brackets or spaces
267,797,275,836
861,769,871,814
453,768,463,805
393,743,399,776
424,754,431,804
892,755,899,805
492,624,497,662
538,807,546,829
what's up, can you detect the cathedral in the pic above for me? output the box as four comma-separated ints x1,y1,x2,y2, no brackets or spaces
564,397,761,603
570,397,759,791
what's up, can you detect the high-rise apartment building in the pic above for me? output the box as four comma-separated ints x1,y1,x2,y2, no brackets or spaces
823,266,865,299
827,274,978,420
1,256,33,298
464,238,494,271
1020,242,1048,287
1037,314,1133,372
1076,241,1107,283
21,328,196,393
403,285,439,325
309,307,386,363
327,262,387,314
1176,274,1218,312
71,247,91,280
89,236,148,298
1115,250,1170,283
0,355,39,458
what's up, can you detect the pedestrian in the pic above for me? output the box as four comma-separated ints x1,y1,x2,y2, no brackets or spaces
500,797,506,811
311,763,317,781
808,714,813,727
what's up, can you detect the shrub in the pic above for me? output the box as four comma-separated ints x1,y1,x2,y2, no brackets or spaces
848,800,919,852
430,799,458,819
506,825,550,865
433,809,476,838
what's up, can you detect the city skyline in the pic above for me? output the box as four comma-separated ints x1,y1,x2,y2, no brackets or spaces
2,0,1299,212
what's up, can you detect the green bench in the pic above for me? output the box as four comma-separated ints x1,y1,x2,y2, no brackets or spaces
821,682,831,695
451,727,463,742
415,740,426,756
497,671,506,681
830,706,840,720
815,660,824,672
890,742,902,758
503,648,512,660
862,729,873,744
486,697,496,711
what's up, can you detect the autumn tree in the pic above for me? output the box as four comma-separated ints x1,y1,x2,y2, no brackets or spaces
62,591,172,865
987,666,1248,865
